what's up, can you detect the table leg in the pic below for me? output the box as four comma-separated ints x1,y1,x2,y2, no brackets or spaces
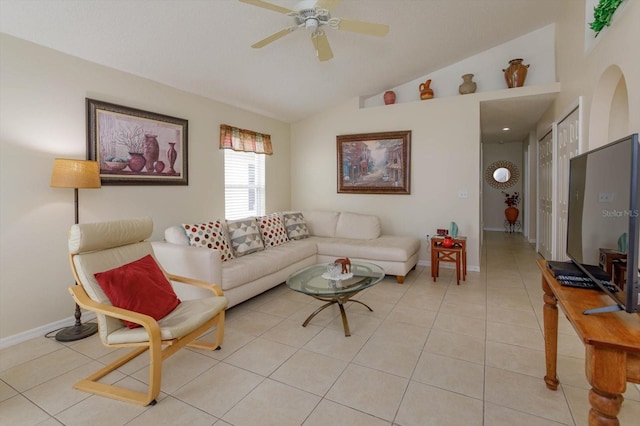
462,247,467,280
585,345,625,425
542,276,560,390
431,243,437,281
349,299,373,312
302,300,337,327
337,301,351,337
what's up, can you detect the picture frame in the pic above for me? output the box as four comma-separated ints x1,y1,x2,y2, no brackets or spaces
337,130,411,194
87,98,188,185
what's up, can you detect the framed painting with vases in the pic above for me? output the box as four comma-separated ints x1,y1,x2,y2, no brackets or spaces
87,98,188,185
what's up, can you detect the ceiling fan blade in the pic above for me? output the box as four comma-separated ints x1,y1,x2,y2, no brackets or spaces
334,18,389,37
312,31,333,61
316,0,341,12
252,27,296,48
238,0,294,15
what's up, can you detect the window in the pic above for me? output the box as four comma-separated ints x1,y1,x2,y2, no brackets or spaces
220,124,271,219
224,149,265,219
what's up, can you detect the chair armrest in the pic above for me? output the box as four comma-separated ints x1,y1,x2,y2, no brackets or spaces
68,285,161,339
166,273,224,297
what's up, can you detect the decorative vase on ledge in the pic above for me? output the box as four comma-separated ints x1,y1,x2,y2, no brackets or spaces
458,74,477,95
505,206,519,224
502,58,529,88
419,79,434,100
383,90,396,105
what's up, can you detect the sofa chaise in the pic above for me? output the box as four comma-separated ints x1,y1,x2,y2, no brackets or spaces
151,210,421,308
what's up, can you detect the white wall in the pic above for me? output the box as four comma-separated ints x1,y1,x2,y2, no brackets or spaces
482,142,524,231
539,1,640,148
0,34,291,341
291,94,482,270
364,24,556,107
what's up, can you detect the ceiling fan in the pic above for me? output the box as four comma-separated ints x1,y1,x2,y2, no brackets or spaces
239,0,389,61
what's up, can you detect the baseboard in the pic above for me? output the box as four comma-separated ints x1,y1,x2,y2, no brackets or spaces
0,312,97,350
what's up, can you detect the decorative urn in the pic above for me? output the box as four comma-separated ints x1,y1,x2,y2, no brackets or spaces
442,236,454,248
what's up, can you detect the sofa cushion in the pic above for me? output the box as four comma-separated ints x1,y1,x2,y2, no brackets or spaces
226,217,265,257
312,235,420,262
302,210,339,237
335,212,381,239
282,211,309,240
220,239,317,291
94,254,181,329
183,221,234,261
258,213,289,247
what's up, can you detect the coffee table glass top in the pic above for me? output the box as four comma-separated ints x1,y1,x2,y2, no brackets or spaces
286,262,385,296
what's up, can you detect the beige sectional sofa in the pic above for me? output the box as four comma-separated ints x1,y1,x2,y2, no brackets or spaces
151,210,420,308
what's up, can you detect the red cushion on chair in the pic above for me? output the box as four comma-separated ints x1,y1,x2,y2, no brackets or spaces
94,254,181,329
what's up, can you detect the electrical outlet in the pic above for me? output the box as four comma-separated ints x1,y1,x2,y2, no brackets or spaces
458,190,469,198
598,192,614,202
425,233,430,241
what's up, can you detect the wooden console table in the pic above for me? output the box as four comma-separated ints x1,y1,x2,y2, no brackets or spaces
538,259,640,425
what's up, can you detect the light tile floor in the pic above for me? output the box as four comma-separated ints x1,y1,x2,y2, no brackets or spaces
2,231,640,425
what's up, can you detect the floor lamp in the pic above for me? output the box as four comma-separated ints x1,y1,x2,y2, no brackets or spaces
50,158,102,341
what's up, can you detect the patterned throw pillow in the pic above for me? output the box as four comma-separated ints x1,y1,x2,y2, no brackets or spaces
282,211,310,240
258,213,289,248
183,221,234,261
226,217,265,257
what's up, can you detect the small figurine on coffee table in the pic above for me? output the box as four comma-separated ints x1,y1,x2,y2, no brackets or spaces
334,258,351,274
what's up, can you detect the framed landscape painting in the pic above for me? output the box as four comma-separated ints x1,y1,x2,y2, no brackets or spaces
87,98,188,185
337,130,411,194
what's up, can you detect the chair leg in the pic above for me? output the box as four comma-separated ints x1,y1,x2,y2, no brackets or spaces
73,345,160,406
396,275,405,284
189,311,225,351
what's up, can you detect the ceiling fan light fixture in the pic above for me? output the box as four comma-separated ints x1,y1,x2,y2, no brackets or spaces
305,17,319,31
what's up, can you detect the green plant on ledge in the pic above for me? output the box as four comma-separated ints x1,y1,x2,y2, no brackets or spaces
589,0,624,36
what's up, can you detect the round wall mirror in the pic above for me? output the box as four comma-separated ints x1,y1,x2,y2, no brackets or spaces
485,160,519,189
493,167,511,183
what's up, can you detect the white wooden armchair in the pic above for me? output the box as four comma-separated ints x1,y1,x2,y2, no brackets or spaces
67,217,227,406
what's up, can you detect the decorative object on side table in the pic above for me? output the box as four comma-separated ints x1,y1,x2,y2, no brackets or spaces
448,221,458,238
50,158,102,341
419,79,434,100
383,90,396,105
442,235,454,248
458,74,477,94
502,58,529,88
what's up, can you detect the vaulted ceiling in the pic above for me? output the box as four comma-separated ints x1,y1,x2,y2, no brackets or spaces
0,0,564,140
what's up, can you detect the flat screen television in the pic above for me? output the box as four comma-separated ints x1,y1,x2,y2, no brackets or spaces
566,133,639,314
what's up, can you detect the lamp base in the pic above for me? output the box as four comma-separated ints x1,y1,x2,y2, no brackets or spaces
55,322,98,342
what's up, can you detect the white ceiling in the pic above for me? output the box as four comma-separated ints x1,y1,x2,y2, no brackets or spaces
0,0,563,141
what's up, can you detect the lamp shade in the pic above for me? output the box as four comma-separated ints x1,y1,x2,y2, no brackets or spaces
50,159,101,189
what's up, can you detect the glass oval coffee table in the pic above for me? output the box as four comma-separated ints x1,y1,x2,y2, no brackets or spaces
286,262,385,336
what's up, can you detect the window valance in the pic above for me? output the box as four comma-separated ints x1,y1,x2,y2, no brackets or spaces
219,124,273,155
